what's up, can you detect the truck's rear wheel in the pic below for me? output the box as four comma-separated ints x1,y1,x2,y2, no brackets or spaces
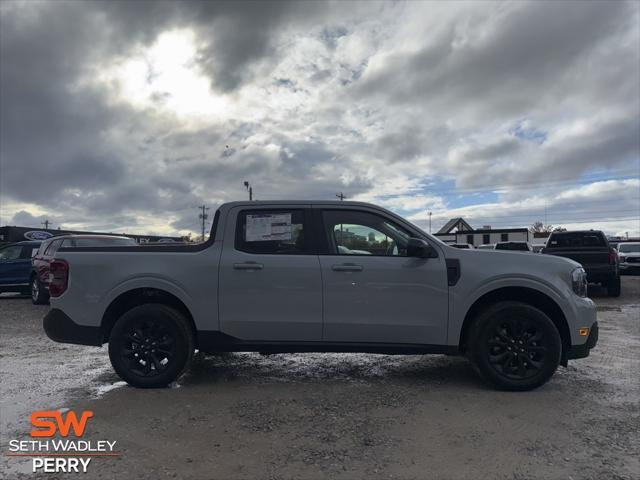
468,301,562,391
108,304,194,388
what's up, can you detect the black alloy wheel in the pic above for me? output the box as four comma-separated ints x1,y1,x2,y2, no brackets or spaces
108,304,194,388
469,301,562,391
487,318,549,380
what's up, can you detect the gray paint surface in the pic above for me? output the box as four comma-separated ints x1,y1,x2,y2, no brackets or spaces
51,201,596,349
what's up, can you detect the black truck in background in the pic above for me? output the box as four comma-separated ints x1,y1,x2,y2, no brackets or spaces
542,230,620,297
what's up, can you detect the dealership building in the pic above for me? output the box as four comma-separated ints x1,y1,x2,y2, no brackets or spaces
434,217,530,246
0,225,183,246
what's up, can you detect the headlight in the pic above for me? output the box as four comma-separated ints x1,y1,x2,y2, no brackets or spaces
619,255,626,262
571,267,588,297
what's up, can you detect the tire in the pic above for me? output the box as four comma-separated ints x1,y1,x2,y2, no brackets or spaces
31,275,49,305
607,276,621,297
108,304,194,388
468,301,562,391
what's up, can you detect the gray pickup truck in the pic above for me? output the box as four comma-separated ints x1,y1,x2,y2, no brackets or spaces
43,201,598,391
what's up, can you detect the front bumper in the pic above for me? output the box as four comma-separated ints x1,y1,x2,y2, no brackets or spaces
566,321,599,360
43,308,103,346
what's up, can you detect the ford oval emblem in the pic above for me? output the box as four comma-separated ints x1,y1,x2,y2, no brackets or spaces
24,230,54,241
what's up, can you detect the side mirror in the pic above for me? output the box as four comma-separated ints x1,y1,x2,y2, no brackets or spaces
407,238,436,258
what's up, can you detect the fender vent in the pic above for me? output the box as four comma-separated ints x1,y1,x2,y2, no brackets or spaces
446,259,461,286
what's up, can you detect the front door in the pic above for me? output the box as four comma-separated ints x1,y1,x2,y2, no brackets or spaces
317,208,449,345
218,206,322,342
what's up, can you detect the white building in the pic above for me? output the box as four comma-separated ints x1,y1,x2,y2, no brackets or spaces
435,217,530,246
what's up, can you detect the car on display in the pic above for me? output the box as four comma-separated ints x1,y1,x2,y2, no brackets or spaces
542,230,620,297
31,234,136,304
43,201,598,391
451,243,474,249
494,241,533,252
617,242,640,274
0,241,41,295
476,244,494,250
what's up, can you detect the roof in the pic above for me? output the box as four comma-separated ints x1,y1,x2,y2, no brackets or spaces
437,217,473,234
457,228,529,233
220,200,377,207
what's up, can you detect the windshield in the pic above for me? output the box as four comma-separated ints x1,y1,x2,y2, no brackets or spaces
618,243,640,253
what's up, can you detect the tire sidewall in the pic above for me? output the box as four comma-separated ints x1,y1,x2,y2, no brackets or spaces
108,304,194,388
470,302,562,391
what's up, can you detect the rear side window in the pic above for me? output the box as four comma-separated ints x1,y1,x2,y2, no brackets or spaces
19,246,38,259
548,232,606,248
235,210,309,254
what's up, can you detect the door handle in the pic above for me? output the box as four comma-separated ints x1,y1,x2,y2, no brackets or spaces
233,262,264,270
331,263,363,272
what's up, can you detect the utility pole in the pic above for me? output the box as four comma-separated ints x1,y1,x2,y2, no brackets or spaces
244,181,253,201
336,192,346,201
428,211,432,234
41,219,50,229
198,205,210,242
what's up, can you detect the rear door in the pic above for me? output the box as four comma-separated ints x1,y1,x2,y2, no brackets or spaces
0,245,28,286
218,206,323,342
316,207,449,345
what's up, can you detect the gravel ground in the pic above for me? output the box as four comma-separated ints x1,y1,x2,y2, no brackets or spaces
1,277,638,479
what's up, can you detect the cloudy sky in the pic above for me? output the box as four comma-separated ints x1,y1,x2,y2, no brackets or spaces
1,0,639,238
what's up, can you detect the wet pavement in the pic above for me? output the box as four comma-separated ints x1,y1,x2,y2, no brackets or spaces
1,277,638,479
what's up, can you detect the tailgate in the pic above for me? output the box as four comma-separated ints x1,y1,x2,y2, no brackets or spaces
545,248,609,268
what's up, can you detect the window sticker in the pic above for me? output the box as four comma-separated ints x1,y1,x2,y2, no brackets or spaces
246,213,292,242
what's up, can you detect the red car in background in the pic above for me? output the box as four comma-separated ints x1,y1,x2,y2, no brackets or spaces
31,235,136,304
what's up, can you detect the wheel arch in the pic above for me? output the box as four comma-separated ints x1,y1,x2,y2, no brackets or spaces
458,286,571,360
101,288,197,345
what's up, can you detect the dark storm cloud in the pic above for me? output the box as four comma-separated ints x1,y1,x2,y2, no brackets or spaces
1,0,328,227
0,2,128,207
99,0,327,91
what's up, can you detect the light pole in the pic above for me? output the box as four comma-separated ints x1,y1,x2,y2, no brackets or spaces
244,181,253,201
428,211,432,234
336,192,347,201
198,205,210,241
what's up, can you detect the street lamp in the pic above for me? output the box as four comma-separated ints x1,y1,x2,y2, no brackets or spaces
243,181,253,201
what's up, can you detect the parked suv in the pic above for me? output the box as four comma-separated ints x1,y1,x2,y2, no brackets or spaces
542,230,620,296
31,235,135,304
0,241,41,295
42,201,598,391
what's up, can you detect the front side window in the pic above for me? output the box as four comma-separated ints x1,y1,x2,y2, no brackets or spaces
322,210,411,256
236,209,308,254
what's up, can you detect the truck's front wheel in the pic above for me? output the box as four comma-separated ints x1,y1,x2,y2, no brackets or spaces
468,301,562,391
108,304,194,388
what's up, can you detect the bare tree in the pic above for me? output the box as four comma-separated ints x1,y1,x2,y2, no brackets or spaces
531,221,555,233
